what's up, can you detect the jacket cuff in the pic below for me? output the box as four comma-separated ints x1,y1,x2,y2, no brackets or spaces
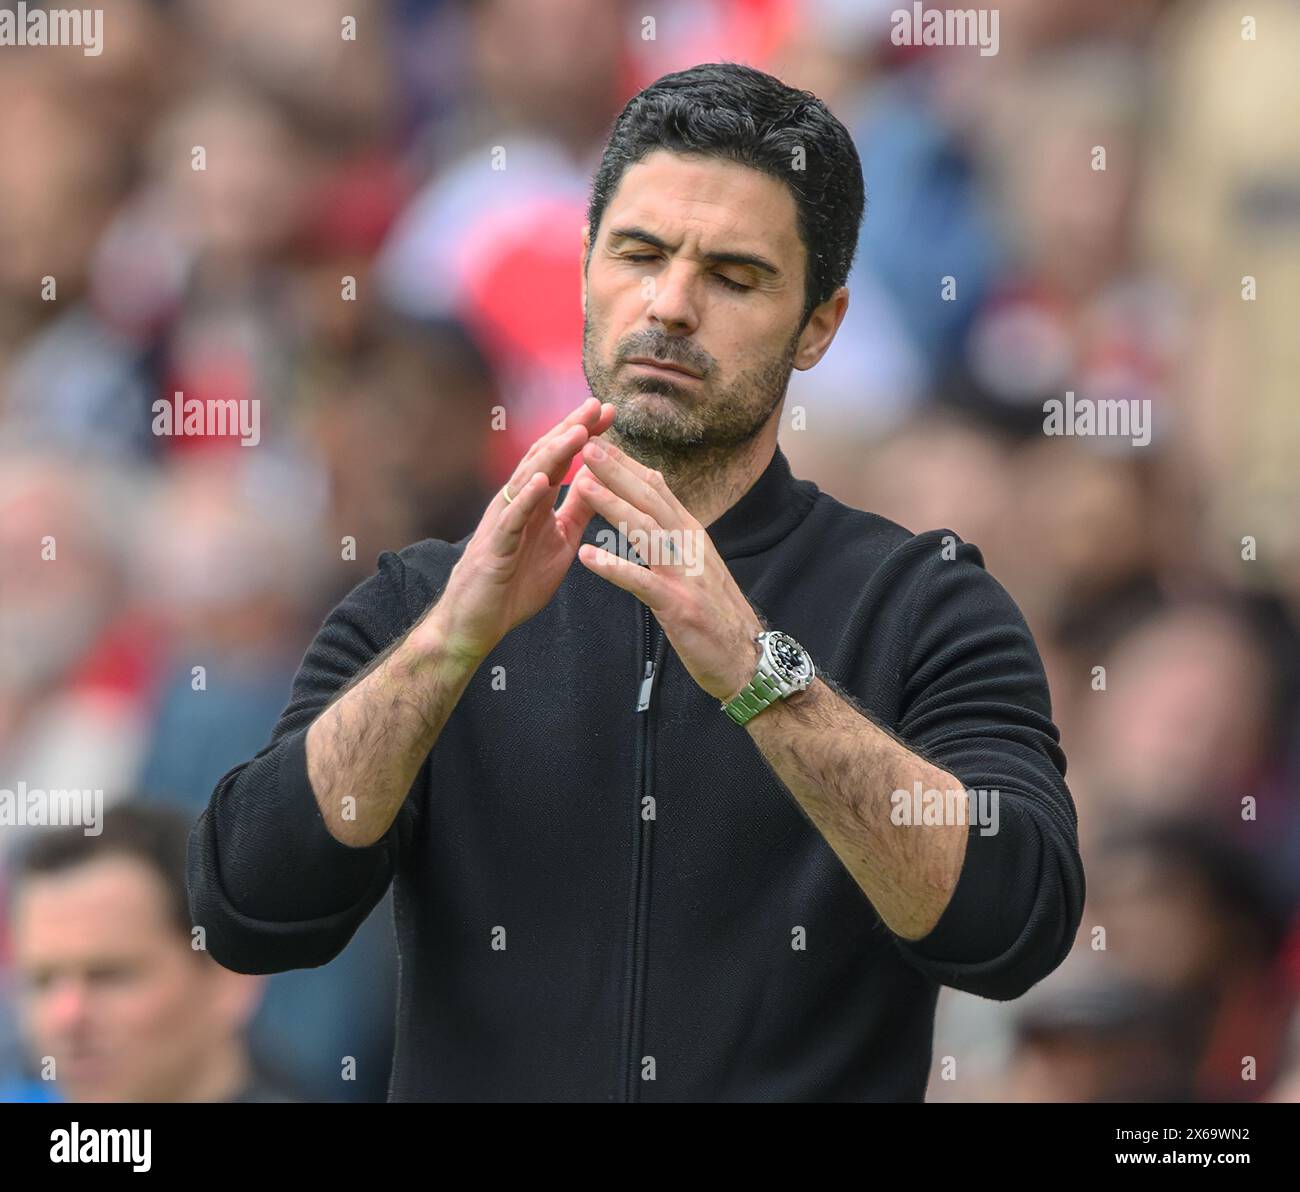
897,818,1015,966
212,724,395,923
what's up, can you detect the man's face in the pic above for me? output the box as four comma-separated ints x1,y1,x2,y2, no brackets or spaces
12,856,237,1102
581,149,827,456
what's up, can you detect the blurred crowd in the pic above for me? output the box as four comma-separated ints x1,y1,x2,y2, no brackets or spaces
1,0,1298,1102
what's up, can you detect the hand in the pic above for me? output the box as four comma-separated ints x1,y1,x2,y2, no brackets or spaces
414,397,616,661
572,438,764,702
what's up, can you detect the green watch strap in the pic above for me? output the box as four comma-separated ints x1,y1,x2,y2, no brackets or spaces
722,670,784,726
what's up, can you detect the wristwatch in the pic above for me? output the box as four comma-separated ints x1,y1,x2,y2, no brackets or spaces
721,630,816,725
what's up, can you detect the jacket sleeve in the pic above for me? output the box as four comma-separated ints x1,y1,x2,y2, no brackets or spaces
884,530,1085,1001
187,549,431,975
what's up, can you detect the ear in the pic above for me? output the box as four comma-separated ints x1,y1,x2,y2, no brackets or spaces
206,961,266,1034
793,286,850,372
579,223,591,313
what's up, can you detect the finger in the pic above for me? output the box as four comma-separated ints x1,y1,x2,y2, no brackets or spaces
588,401,617,438
534,423,594,485
506,423,587,498
577,542,669,608
514,398,601,476
526,401,617,543
511,399,617,499
536,397,601,446
581,440,680,529
572,470,663,552
490,471,551,555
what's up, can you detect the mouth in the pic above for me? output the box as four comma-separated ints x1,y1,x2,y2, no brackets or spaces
63,1051,112,1082
623,357,704,381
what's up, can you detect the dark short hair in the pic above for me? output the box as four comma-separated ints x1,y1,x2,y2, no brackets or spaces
585,61,865,327
11,802,194,940
1100,816,1296,962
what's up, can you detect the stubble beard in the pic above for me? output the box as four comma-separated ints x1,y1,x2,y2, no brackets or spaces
581,315,800,483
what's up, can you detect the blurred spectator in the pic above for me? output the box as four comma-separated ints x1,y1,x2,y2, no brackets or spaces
0,72,144,459
1086,818,1297,1101
132,453,326,801
0,452,156,833
954,43,1183,443
128,455,398,1104
376,0,629,476
1143,0,1300,595
1004,955,1201,1102
304,312,500,561
1070,598,1293,836
2,803,299,1102
0,0,1296,1105
176,0,396,150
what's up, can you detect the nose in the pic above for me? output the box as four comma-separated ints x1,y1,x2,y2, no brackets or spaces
41,974,91,1034
644,259,701,336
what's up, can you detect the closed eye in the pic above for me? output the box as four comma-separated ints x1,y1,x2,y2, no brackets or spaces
622,254,752,293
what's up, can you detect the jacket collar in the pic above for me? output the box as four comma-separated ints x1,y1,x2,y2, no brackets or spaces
703,444,818,559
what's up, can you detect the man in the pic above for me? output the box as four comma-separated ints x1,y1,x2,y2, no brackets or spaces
7,803,296,1102
189,62,1084,1102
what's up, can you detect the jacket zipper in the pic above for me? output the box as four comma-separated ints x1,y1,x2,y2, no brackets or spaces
622,601,664,1101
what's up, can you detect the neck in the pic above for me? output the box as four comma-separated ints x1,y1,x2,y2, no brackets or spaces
175,1043,255,1104
607,420,779,529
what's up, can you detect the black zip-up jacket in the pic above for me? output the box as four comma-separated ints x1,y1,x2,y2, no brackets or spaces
187,446,1084,1101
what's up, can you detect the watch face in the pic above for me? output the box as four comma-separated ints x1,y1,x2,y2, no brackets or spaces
767,632,812,683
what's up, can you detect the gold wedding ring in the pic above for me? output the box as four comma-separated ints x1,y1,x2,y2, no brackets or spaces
501,482,515,505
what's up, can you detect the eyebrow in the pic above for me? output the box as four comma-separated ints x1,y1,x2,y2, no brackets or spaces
607,226,782,278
